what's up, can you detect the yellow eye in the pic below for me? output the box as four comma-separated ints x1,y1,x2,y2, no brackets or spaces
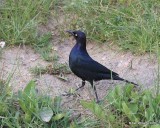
75,34,78,37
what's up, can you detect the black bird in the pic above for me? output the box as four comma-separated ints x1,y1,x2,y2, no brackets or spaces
67,30,138,102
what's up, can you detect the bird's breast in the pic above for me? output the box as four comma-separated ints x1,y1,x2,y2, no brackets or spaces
69,52,78,69
69,47,82,70
69,43,89,72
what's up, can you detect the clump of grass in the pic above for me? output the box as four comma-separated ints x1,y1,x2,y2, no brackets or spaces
63,0,160,54
0,80,75,127
0,0,55,45
0,79,12,117
80,85,160,127
31,62,71,76
34,32,59,62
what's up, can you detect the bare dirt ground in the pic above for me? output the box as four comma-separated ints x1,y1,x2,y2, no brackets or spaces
0,18,158,113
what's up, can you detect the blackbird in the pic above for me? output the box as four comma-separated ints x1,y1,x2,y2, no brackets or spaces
67,30,138,102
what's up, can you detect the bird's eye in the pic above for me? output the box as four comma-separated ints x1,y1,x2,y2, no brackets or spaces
74,33,78,37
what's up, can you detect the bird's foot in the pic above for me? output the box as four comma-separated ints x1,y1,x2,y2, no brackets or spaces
76,81,85,91
95,98,105,104
75,85,85,91
62,88,79,97
96,100,101,104
133,85,141,92
62,92,73,97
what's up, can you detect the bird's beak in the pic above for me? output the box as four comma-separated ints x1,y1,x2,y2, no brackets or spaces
66,30,74,36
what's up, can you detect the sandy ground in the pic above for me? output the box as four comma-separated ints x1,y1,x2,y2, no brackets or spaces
0,39,158,98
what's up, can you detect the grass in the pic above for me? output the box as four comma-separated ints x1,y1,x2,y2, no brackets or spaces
33,32,59,62
0,80,73,127
0,0,55,45
62,0,160,54
0,0,60,61
80,85,160,127
31,62,71,77
0,78,100,127
2,0,159,54
0,0,160,127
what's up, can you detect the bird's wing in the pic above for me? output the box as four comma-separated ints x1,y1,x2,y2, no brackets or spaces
76,56,118,76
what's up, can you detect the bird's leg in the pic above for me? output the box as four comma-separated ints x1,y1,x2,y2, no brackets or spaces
62,80,85,97
76,80,85,91
90,81,100,103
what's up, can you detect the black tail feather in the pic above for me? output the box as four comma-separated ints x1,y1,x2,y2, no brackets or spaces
114,76,139,86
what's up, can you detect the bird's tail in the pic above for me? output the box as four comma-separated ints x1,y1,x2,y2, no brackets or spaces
114,76,139,86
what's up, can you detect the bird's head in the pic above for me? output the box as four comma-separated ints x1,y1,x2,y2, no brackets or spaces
66,30,86,44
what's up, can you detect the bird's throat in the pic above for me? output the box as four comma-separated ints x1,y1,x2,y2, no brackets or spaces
76,40,86,51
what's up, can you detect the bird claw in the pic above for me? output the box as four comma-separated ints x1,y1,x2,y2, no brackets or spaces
96,100,100,103
62,93,71,97
62,90,80,97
